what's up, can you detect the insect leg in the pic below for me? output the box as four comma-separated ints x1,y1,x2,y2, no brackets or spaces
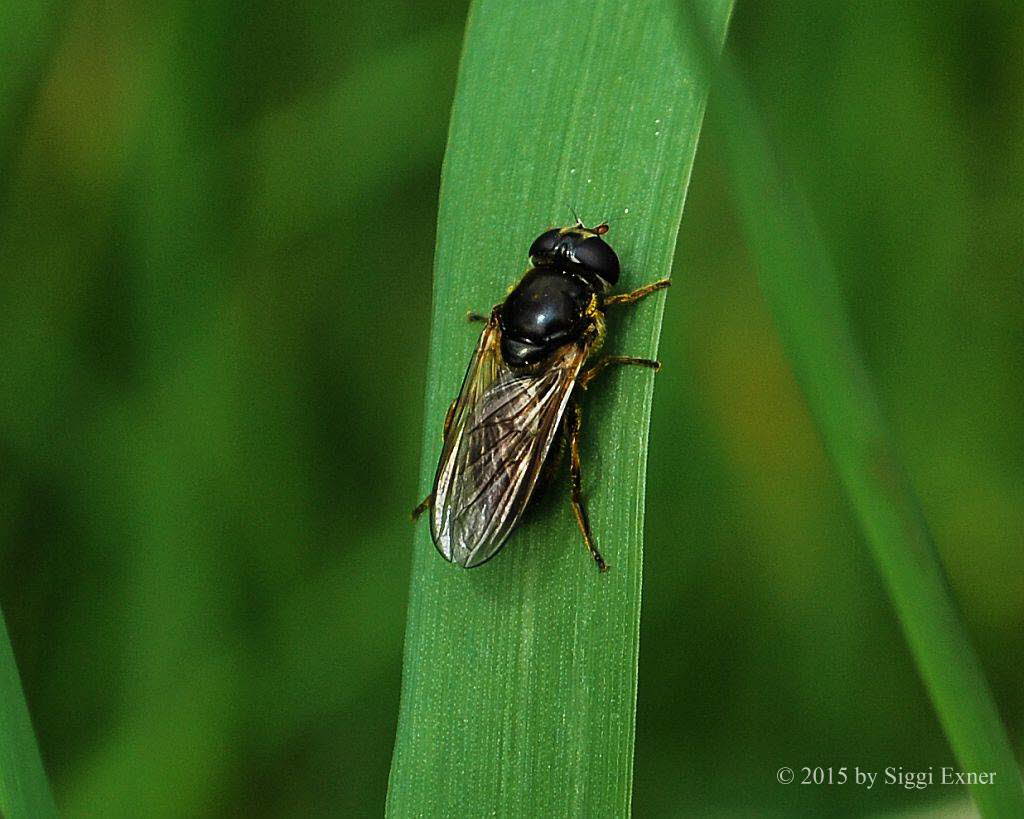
470,304,503,323
411,493,433,520
565,398,608,573
579,356,660,390
603,278,671,307
412,397,458,520
443,399,457,438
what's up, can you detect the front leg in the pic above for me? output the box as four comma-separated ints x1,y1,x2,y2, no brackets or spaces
468,303,504,323
603,278,670,307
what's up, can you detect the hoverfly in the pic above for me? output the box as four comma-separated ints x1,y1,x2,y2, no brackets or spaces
413,220,669,572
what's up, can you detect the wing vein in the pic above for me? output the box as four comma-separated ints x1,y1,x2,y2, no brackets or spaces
430,333,590,567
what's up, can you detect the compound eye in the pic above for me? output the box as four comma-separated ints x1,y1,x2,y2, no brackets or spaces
529,229,561,261
573,236,620,285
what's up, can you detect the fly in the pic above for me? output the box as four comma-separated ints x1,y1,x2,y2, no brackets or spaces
413,219,669,572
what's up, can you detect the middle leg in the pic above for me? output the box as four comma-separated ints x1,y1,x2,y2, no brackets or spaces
579,356,660,390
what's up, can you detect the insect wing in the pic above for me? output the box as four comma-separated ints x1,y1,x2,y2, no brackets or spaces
432,318,505,490
430,318,507,564
431,334,588,567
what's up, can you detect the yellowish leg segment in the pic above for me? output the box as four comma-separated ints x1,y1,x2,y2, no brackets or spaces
603,278,671,307
579,356,660,390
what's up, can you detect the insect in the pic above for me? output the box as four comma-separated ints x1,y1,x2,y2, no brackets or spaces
413,219,669,572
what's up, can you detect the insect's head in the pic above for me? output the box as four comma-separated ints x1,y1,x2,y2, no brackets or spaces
528,220,620,290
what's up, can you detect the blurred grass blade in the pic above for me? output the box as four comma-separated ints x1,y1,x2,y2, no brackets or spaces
0,0,63,202
0,610,56,818
388,0,732,814
713,49,1024,817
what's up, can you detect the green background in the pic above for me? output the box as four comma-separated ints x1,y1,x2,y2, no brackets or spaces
1,0,1020,815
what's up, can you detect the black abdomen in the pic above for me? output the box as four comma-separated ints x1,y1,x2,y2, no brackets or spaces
499,268,593,367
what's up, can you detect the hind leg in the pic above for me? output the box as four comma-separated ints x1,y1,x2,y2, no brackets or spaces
565,398,608,572
411,399,458,519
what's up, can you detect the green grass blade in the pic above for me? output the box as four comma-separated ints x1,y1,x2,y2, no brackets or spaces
0,610,57,818
387,1,732,815
713,50,1024,817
